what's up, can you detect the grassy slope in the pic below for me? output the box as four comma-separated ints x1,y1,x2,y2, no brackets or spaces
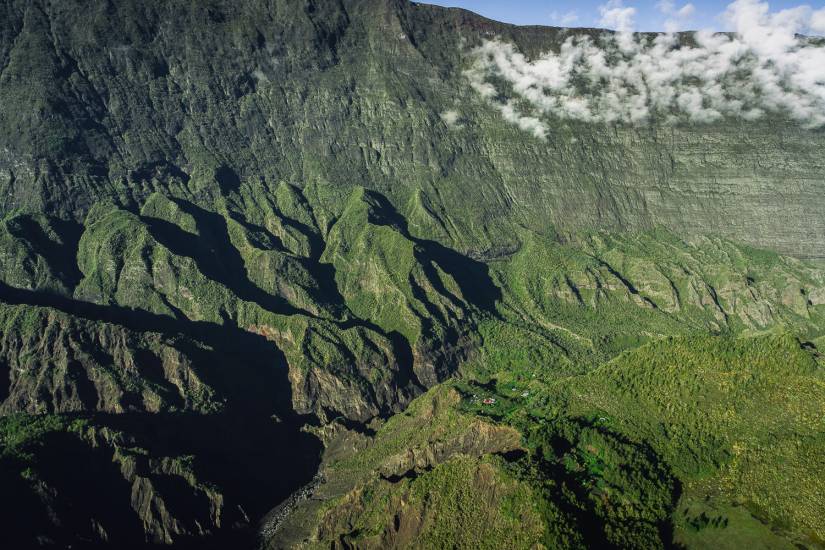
272,217,825,547
305,332,824,549
3,187,825,547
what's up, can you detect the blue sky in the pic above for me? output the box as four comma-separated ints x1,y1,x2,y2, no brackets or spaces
422,0,825,31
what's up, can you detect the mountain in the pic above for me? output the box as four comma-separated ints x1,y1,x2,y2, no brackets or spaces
2,0,824,257
0,0,823,548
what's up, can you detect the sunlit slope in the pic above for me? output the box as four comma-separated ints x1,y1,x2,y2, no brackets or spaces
292,333,824,549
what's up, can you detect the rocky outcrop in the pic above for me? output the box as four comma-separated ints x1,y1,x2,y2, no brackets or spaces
377,418,521,480
0,302,218,415
262,387,528,546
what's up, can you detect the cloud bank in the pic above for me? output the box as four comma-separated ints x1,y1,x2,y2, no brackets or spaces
465,0,825,138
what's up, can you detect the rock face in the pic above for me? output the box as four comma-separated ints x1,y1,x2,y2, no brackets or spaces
266,387,533,549
0,302,217,415
0,0,823,257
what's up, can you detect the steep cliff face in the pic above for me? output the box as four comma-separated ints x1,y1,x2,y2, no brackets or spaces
0,0,823,257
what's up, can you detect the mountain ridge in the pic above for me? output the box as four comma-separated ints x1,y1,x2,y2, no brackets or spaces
0,1,824,548
1,0,823,257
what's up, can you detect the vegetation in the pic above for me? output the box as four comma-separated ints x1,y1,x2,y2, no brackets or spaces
0,414,85,462
3,184,825,547
0,0,824,547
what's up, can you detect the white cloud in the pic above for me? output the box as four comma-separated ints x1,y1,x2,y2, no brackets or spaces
598,0,636,33
812,8,825,34
441,110,462,127
656,0,675,15
251,69,269,83
657,0,694,17
465,0,825,135
677,3,695,18
550,10,580,27
499,102,548,138
656,0,695,32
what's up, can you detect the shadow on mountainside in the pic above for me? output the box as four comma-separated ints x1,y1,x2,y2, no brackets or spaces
6,215,85,290
0,186,504,546
361,190,502,314
141,204,310,319
1,411,322,549
141,200,420,395
0,282,323,549
0,430,148,546
144,196,426,397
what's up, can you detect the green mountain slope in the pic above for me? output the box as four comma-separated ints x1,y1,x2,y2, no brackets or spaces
291,333,823,549
1,0,824,257
0,0,823,548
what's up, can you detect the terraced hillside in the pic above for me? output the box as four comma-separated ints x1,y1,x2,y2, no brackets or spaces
0,0,823,548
